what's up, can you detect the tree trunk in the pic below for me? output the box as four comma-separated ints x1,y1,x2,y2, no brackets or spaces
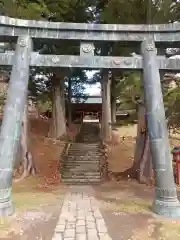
67,78,72,126
101,71,112,142
111,74,116,123
111,96,116,124
49,74,66,139
133,104,153,183
101,80,104,140
125,65,164,184
14,102,36,182
60,79,66,119
123,60,162,184
122,103,153,184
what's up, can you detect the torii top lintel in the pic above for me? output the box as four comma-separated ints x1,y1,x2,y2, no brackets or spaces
1,16,180,43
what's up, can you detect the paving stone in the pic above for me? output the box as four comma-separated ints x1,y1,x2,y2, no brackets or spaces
67,223,76,229
57,219,66,225
99,233,112,240
76,233,87,240
77,213,85,219
86,215,95,222
51,186,111,240
52,233,63,240
55,224,66,232
93,209,103,219
96,222,108,233
77,216,85,220
77,219,86,226
87,229,99,240
64,228,75,237
86,221,96,229
76,225,86,234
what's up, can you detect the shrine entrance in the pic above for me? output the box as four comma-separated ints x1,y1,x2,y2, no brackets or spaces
0,16,180,217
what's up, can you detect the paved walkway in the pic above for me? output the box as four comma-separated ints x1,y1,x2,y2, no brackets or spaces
52,186,112,240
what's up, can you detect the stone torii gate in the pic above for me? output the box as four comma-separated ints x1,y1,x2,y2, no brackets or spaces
0,16,180,217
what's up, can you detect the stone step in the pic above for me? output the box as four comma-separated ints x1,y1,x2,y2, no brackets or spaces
65,157,100,161
67,155,101,159
64,165,100,170
68,151,101,156
67,158,100,161
69,147,100,151
62,174,101,179
61,177,101,182
68,150,101,154
67,158,101,162
66,157,100,161
61,174,101,179
61,178,101,184
63,168,100,173
69,148,100,151
62,171,101,176
63,167,100,172
70,142,99,146
64,159,100,166
77,136,99,139
68,157,100,160
63,166,100,171
68,146,100,150
67,155,101,160
64,160,100,164
61,123,102,184
68,153,101,157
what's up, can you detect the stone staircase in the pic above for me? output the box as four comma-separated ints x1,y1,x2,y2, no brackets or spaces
61,123,103,184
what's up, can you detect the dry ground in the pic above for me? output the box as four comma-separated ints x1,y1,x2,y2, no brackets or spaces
0,118,69,239
110,124,180,173
1,122,180,240
93,124,180,240
95,180,180,240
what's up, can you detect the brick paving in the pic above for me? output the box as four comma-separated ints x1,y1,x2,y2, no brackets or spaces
52,186,112,240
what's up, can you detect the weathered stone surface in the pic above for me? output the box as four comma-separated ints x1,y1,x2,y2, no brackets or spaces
1,53,180,70
0,35,32,217
1,16,180,43
141,38,180,217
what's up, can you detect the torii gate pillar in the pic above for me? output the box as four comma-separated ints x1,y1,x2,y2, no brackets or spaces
0,36,32,216
141,38,180,217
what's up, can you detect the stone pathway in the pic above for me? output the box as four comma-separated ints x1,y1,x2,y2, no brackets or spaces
52,186,112,240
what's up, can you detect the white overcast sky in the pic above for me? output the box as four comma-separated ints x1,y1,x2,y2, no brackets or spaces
85,70,101,96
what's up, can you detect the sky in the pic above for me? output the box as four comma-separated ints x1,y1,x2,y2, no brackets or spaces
85,70,101,96
84,82,101,95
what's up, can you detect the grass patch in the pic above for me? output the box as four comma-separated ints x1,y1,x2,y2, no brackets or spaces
0,177,66,235
11,177,66,211
0,217,11,231
98,196,151,213
12,191,61,210
96,188,151,214
158,220,180,239
116,198,150,213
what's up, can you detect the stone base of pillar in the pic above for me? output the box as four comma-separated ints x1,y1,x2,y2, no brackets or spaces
152,199,180,218
0,200,14,216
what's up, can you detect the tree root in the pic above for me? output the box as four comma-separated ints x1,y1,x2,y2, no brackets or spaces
13,151,38,182
108,168,136,181
108,168,154,185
